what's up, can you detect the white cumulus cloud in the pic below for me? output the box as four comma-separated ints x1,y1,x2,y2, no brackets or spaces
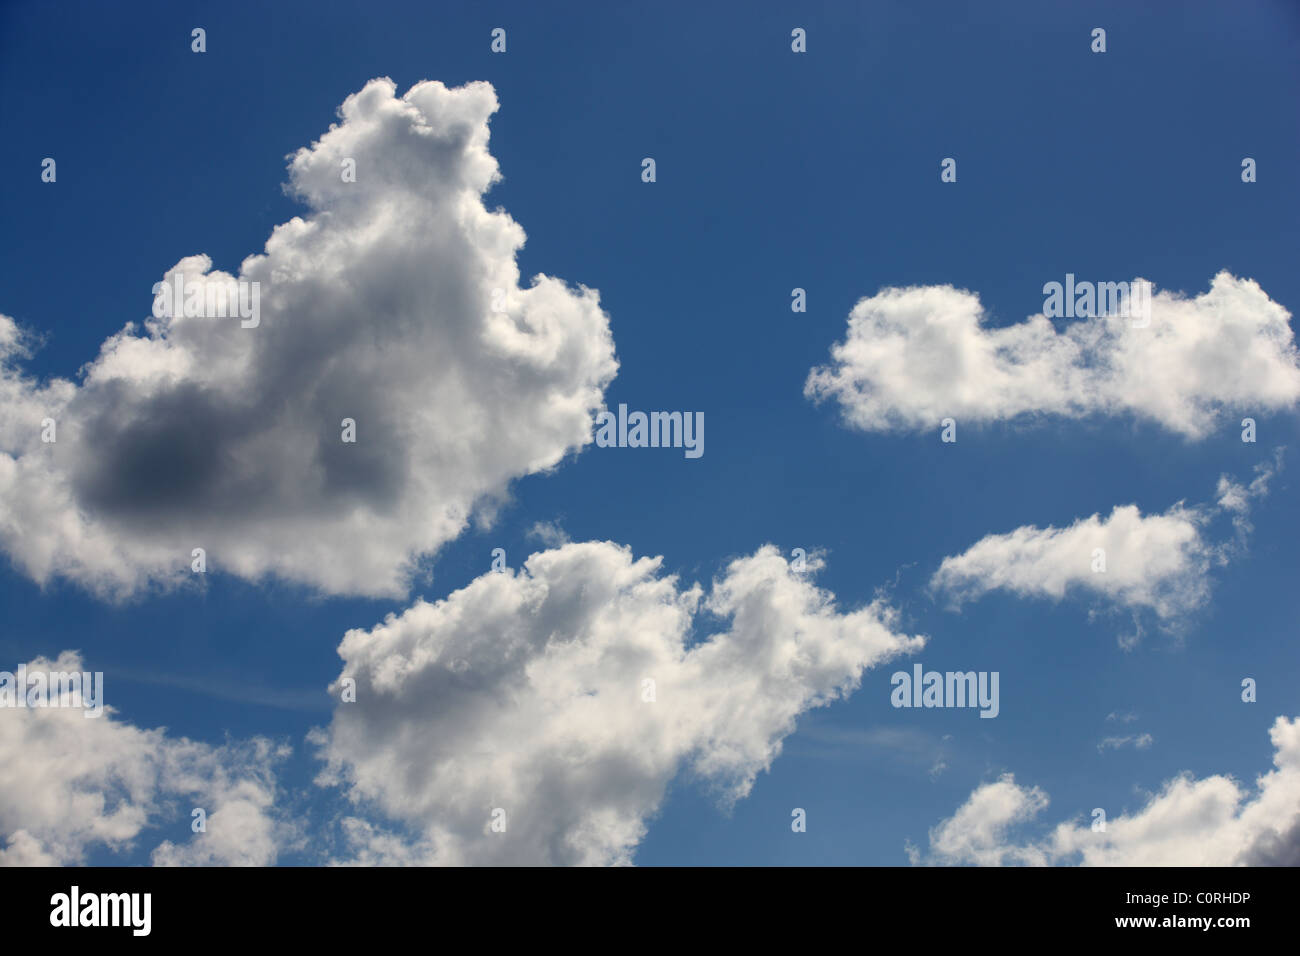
806,273,1300,437
0,651,288,866
312,541,926,865
929,459,1279,641
0,77,617,598
913,716,1300,866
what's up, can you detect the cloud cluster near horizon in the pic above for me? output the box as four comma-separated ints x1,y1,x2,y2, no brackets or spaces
0,652,289,867
911,716,1300,866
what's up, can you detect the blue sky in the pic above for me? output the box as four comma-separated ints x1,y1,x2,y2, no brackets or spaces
1,0,1298,866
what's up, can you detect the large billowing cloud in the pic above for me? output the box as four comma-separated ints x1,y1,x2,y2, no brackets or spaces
929,459,1278,642
313,542,926,865
805,273,1300,436
0,651,288,866
911,716,1300,866
0,77,617,598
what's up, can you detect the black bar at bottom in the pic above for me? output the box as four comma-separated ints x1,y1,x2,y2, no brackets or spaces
0,865,1281,941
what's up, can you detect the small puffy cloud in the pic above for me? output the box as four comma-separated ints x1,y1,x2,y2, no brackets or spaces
929,461,1278,640
0,77,616,599
932,503,1213,621
149,777,283,867
805,273,1300,437
909,773,1051,867
0,651,288,866
313,541,926,865
914,717,1300,866
526,520,571,548
1215,449,1281,542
